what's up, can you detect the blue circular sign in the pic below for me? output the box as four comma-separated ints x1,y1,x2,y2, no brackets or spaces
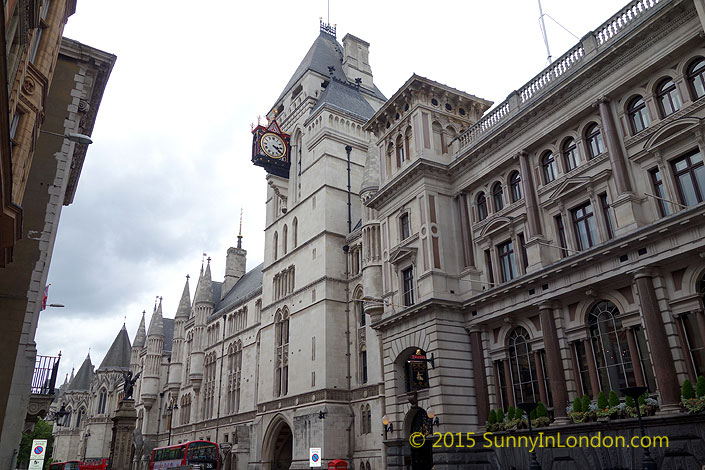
34,446,44,454
312,454,319,462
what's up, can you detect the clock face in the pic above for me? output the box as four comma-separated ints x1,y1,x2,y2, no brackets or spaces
261,133,286,159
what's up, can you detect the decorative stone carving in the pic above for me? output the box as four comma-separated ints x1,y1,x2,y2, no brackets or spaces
22,77,36,95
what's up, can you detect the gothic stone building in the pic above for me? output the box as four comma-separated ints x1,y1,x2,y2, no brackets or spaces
54,0,705,468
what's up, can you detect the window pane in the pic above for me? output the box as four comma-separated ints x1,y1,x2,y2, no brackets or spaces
678,173,699,205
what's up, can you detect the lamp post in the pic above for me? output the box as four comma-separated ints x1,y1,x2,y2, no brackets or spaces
166,402,178,445
39,130,93,145
621,386,656,470
381,415,393,440
83,430,91,460
425,408,440,430
50,403,69,427
517,402,541,470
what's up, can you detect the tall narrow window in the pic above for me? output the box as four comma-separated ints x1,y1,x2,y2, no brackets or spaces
656,78,682,117
562,138,578,172
599,193,615,239
396,135,405,166
627,96,650,133
273,231,278,260
400,213,410,240
518,233,528,271
585,124,605,159
282,224,288,255
573,341,593,397
649,167,670,217
484,249,495,286
275,310,290,396
687,58,705,100
555,215,567,257
402,267,415,306
497,240,516,283
492,182,504,211
572,201,598,250
292,217,298,248
542,151,557,184
671,150,705,206
588,300,635,393
509,171,522,202
360,347,368,384
507,327,540,404
98,389,107,414
476,192,488,221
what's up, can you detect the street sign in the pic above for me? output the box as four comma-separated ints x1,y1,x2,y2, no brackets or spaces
31,440,47,460
28,459,43,470
309,447,321,467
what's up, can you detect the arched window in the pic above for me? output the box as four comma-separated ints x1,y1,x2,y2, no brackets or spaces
366,405,372,434
275,309,290,396
360,345,368,384
432,121,444,155
476,192,488,221
228,341,242,413
292,217,298,248
366,461,371,470
656,78,682,117
386,142,394,176
627,96,650,134
395,134,405,166
355,288,365,327
273,231,278,260
541,151,557,184
562,138,578,172
98,388,107,414
585,124,604,159
507,327,540,404
76,407,85,428
492,182,504,211
588,300,635,393
282,224,288,255
687,58,705,100
509,171,522,202
404,126,412,160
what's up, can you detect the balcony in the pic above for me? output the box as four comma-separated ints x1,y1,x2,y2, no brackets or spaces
25,354,60,431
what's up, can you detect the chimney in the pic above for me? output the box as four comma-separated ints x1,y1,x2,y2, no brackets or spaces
222,246,246,299
342,33,373,90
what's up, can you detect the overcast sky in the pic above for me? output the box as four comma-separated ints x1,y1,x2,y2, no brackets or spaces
36,0,625,382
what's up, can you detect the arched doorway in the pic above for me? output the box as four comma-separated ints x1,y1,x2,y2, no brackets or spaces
263,416,293,470
408,408,433,470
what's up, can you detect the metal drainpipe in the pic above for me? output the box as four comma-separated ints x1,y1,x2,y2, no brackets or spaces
346,145,352,233
215,316,226,444
343,243,355,468
377,330,388,470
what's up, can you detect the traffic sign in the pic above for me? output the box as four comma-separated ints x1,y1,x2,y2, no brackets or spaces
28,459,43,470
309,447,321,467
31,440,47,460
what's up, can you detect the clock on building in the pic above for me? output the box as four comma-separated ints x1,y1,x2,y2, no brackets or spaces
252,118,291,178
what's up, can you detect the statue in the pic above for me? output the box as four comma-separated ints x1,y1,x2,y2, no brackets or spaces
121,370,140,399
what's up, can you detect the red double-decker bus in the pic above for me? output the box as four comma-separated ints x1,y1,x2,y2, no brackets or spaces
149,440,219,470
49,461,80,470
79,458,108,470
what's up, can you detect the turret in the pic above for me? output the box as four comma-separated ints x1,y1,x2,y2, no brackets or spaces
168,276,190,390
360,140,383,323
222,220,247,297
140,299,163,421
342,33,374,91
130,312,146,374
189,259,213,393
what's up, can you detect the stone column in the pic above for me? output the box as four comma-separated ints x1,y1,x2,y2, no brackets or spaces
539,304,568,421
518,151,542,237
458,194,474,268
533,351,549,405
695,309,705,353
109,399,138,470
624,327,646,387
469,329,489,425
583,337,601,397
596,97,632,195
673,314,697,382
634,270,680,409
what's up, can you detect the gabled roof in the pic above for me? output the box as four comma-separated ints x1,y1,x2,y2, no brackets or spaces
67,354,93,391
212,263,264,318
98,325,131,370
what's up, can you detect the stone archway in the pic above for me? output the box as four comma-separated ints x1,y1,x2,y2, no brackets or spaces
407,407,433,470
262,416,293,470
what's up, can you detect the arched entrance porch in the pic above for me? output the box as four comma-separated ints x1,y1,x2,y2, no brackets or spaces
262,415,293,470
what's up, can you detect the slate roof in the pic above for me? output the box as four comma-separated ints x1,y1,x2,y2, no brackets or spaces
163,318,175,353
98,325,131,370
273,31,386,117
67,354,93,391
308,77,376,122
211,263,264,319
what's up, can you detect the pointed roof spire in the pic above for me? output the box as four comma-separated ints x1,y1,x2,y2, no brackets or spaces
69,367,74,382
63,373,68,385
237,208,243,250
194,258,214,305
175,275,191,319
148,297,164,337
99,323,132,370
133,311,147,349
67,354,93,391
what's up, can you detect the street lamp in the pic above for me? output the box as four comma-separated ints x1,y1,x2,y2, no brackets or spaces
166,402,178,445
517,402,541,470
50,403,69,427
425,408,440,428
39,130,93,145
621,386,656,470
83,430,91,460
382,415,393,439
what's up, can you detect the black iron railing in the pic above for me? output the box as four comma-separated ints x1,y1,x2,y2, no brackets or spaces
31,354,60,395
